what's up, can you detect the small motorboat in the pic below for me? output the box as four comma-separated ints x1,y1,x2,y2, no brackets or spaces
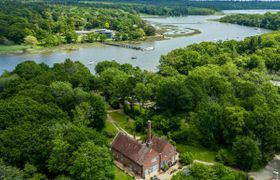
131,56,137,59
144,47,155,51
88,60,95,65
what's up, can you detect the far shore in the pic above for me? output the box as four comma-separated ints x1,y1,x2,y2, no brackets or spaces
0,43,104,55
0,27,201,55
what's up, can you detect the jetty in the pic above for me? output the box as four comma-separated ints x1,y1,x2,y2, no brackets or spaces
102,42,154,51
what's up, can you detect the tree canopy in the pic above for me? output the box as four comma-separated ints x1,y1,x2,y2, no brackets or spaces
0,59,111,179
220,12,280,30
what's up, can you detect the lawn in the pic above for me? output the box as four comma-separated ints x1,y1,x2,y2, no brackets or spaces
109,111,135,135
176,144,217,163
104,120,118,134
114,166,133,180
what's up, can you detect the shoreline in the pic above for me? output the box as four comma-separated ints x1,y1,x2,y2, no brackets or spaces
0,27,200,55
0,43,105,56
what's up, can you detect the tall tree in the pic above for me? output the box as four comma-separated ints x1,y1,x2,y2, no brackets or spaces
69,141,114,180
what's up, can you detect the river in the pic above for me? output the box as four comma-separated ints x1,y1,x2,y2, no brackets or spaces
0,10,273,74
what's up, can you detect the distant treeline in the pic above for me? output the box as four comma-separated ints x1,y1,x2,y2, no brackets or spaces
220,12,280,30
45,1,217,16
78,0,280,10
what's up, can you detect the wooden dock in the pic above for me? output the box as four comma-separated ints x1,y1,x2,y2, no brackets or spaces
102,42,150,51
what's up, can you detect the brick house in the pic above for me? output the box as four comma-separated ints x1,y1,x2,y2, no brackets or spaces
111,121,177,178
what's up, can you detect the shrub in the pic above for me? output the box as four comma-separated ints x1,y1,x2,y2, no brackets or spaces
180,152,194,165
215,149,236,166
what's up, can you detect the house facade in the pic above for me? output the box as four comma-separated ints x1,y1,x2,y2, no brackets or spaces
75,29,114,38
111,121,177,178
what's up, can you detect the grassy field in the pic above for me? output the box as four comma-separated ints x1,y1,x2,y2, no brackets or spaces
176,144,217,163
109,111,135,135
104,120,118,135
0,43,103,55
0,45,31,54
114,166,133,180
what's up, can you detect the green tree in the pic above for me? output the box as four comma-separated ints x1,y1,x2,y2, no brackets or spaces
103,22,110,29
0,159,24,180
50,81,75,111
134,83,152,110
72,95,107,130
180,152,194,165
222,106,248,144
13,61,45,80
95,67,129,106
24,35,38,46
190,102,223,147
70,141,114,180
64,31,78,43
232,136,262,170
48,137,71,174
156,76,194,114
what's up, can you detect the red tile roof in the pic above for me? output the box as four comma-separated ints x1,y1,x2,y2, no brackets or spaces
111,132,175,166
151,136,169,153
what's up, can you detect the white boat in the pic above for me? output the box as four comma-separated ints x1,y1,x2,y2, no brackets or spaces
88,60,95,65
144,47,155,51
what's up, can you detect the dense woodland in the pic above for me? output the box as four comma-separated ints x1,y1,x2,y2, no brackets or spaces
220,12,280,30
88,0,280,10
0,1,156,46
0,60,113,179
50,1,217,16
1,29,280,179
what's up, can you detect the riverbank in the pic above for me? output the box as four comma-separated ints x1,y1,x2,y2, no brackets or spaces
0,26,200,55
0,43,105,55
0,45,39,55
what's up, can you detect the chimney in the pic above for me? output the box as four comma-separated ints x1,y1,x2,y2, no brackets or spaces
146,120,152,147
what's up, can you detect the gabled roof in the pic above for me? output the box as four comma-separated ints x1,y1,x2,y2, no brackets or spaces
151,136,176,154
111,132,175,165
112,132,155,165
151,136,168,153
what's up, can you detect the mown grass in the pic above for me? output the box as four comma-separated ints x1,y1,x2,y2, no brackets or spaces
104,120,118,135
109,111,135,134
114,166,133,180
176,144,217,163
